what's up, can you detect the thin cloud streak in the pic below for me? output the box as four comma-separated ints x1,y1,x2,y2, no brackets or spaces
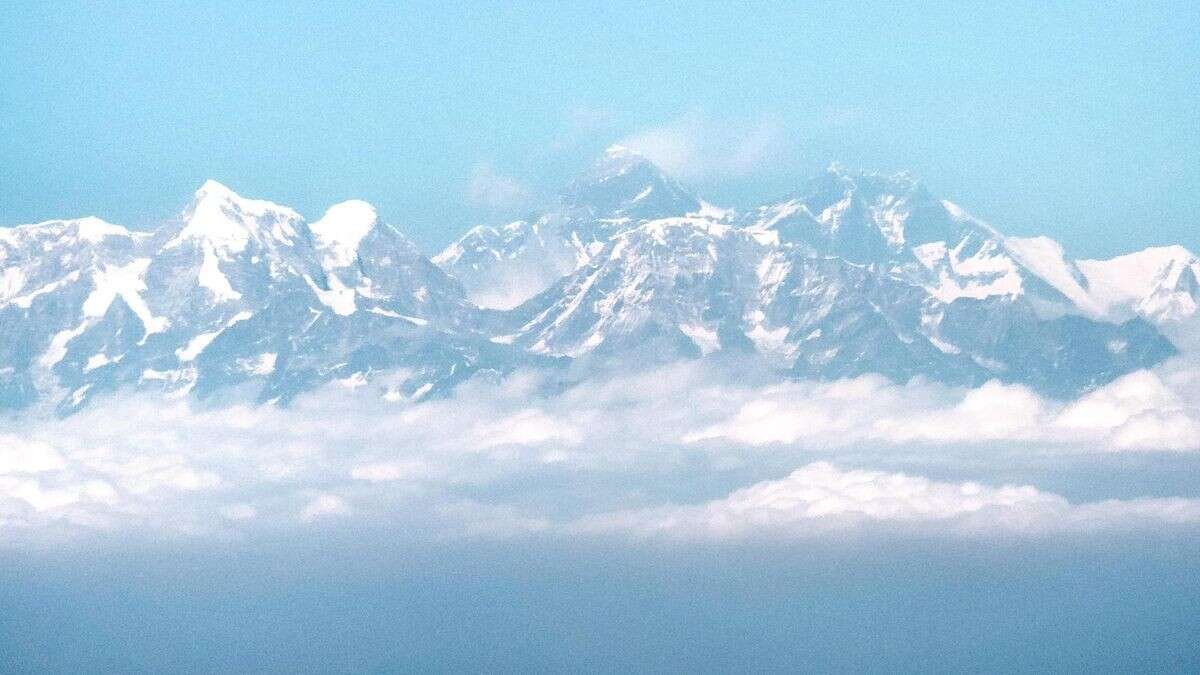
618,112,792,181
466,161,533,212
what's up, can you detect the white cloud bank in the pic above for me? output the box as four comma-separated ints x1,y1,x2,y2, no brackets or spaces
0,357,1198,545
685,367,1200,452
577,462,1200,540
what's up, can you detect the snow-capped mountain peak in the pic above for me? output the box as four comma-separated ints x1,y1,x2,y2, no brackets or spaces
165,180,304,254
436,147,705,309
562,145,700,219
72,216,135,243
599,142,642,163
310,199,379,268
0,216,135,248
481,161,1189,395
1077,245,1200,324
3,161,1194,413
740,166,975,265
0,181,536,413
586,143,663,181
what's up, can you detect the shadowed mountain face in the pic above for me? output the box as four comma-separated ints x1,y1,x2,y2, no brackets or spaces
432,145,703,311
1,151,1196,412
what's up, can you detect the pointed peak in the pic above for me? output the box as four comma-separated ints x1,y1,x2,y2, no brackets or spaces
197,178,235,196
169,181,302,253
190,179,243,210
810,163,924,197
192,179,249,208
193,179,299,213
812,163,869,193
560,144,700,220
190,179,299,217
579,142,683,188
590,143,656,175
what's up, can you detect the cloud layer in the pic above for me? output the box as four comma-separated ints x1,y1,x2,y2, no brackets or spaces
685,367,1200,452
578,461,1200,540
1,356,1198,545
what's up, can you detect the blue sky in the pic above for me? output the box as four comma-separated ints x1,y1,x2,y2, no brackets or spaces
1,1,1197,257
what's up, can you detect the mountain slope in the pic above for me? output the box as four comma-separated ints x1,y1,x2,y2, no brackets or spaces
0,182,545,413
434,145,703,310
492,164,1181,396
1,158,1194,411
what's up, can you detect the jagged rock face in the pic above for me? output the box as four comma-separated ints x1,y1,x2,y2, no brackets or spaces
2,152,1196,413
501,216,755,359
433,145,704,310
0,218,150,409
742,166,970,264
0,181,544,414
560,144,701,222
495,208,1177,396
484,161,1188,397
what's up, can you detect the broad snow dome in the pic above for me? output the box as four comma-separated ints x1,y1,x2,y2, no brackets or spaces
310,200,378,268
68,216,133,244
0,216,132,248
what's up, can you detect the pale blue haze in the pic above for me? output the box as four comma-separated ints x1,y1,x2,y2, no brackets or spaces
1,1,1198,256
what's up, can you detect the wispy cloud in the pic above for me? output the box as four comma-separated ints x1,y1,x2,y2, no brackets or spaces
618,112,791,180
465,162,532,212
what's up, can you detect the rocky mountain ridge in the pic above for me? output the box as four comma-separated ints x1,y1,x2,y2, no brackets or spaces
2,149,1195,412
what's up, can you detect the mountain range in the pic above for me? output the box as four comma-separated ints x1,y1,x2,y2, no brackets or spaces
2,147,1197,413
